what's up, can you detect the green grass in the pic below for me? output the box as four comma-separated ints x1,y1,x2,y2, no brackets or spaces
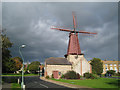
11,83,21,90
112,76,120,77
51,78,119,89
2,73,38,76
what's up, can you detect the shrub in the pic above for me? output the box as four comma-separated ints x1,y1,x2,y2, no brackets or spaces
117,72,120,76
83,72,91,79
76,73,80,79
114,72,120,76
106,70,116,76
83,72,99,79
64,71,80,79
61,74,65,79
45,75,49,79
51,74,54,78
91,74,100,79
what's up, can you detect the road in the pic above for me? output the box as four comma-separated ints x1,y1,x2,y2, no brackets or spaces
25,76,75,89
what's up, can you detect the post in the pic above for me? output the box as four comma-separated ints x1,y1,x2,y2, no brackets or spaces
19,45,26,88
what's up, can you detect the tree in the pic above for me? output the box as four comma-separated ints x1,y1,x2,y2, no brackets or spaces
28,61,40,74
1,32,13,73
12,57,23,72
90,58,103,75
5,58,16,73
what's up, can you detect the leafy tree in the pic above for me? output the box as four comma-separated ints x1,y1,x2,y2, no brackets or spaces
12,57,23,71
1,32,13,73
28,61,40,74
5,58,16,73
90,58,103,75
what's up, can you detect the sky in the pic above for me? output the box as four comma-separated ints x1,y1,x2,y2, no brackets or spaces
2,2,118,64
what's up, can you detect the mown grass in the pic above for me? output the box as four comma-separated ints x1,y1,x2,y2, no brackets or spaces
2,73,38,76
11,83,21,90
51,78,119,89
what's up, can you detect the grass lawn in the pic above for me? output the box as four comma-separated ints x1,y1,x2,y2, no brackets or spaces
112,76,120,77
51,78,119,89
2,73,38,76
11,83,21,90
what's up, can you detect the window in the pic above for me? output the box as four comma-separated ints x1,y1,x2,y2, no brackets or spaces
115,70,117,72
110,64,112,66
110,67,113,70
119,64,120,66
114,67,117,72
59,72,61,75
114,67,117,70
105,64,107,66
114,64,116,66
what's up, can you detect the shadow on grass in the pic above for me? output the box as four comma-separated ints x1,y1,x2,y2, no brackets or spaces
106,79,120,88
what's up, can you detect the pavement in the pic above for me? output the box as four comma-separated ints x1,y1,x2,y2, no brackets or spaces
2,83,11,89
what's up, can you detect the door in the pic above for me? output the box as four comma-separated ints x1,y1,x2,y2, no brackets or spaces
53,71,58,79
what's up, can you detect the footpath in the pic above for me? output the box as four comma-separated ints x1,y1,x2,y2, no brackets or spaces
2,83,11,88
40,77,99,90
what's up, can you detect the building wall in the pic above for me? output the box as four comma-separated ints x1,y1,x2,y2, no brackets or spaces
67,55,91,75
45,65,72,77
102,60,120,74
88,60,120,74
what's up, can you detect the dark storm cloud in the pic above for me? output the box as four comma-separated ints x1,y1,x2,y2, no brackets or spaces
2,2,118,63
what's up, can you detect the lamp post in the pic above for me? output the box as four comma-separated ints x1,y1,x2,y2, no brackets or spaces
19,44,26,88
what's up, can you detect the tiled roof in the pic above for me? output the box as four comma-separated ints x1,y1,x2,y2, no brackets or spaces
45,57,72,65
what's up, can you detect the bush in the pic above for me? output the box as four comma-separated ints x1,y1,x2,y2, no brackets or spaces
83,72,91,79
83,72,99,79
64,71,80,79
61,74,65,79
76,73,80,79
106,70,116,76
51,74,54,78
45,75,49,79
114,72,120,76
24,71,30,74
117,72,120,76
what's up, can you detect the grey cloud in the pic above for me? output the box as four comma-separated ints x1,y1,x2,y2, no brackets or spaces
2,2,118,63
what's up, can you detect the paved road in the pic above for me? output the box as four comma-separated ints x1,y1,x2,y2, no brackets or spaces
25,76,75,89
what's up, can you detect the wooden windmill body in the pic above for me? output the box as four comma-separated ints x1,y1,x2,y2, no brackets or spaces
51,12,97,75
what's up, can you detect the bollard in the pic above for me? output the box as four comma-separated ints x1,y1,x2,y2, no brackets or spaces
18,78,20,84
23,85,25,90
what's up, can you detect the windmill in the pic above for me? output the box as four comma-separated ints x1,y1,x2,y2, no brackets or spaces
51,12,97,57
